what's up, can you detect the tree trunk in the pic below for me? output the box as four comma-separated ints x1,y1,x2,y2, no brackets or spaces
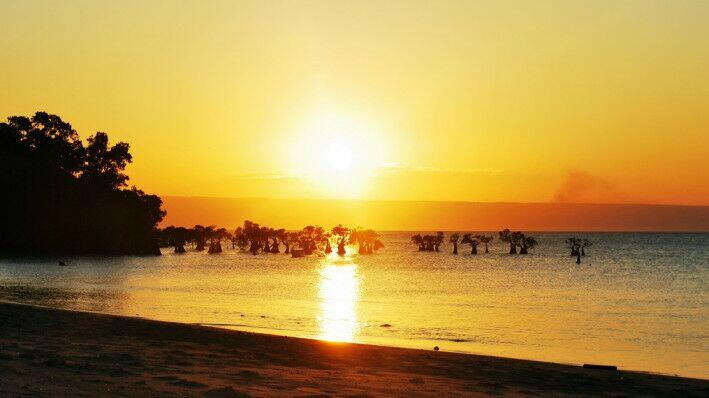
452,242,458,255
509,242,517,254
484,243,489,253
471,245,477,255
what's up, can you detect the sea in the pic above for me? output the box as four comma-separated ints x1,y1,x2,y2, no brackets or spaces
0,232,706,378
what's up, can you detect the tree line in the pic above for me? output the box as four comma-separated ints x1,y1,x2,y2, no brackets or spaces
0,112,165,255
411,229,536,255
411,230,591,260
159,221,384,256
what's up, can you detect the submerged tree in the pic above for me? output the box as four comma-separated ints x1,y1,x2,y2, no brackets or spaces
518,236,537,254
297,225,325,254
411,234,425,251
433,232,444,252
566,237,591,263
351,229,383,254
566,237,581,256
331,224,350,255
162,226,188,253
450,233,460,255
499,229,538,255
282,231,299,254
499,229,517,254
581,239,592,256
207,227,230,254
412,232,444,252
460,234,479,254
476,235,494,253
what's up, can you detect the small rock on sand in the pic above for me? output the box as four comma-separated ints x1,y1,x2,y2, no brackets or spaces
171,379,207,388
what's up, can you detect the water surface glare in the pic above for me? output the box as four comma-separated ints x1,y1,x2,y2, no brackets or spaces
0,232,707,378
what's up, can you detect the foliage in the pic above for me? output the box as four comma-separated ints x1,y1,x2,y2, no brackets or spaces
0,112,165,255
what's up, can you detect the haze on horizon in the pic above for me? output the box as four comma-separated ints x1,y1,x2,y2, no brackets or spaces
2,0,708,207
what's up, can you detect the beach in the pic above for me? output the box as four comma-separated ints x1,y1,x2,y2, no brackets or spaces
1,302,706,397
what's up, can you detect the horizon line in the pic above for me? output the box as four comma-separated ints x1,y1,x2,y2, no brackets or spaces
161,195,709,208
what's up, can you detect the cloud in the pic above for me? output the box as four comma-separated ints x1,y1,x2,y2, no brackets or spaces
552,170,620,203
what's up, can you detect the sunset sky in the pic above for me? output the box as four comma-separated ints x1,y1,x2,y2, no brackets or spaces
2,0,708,206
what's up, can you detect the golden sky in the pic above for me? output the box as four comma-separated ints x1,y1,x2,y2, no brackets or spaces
2,0,708,205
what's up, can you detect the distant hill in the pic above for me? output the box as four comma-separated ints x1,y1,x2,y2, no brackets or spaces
161,196,709,232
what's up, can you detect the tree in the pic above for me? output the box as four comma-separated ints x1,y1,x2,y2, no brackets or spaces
433,232,444,252
233,226,249,250
581,239,592,256
193,225,207,251
411,234,424,251
566,237,581,256
271,228,286,253
351,229,383,254
449,233,460,255
163,226,188,253
499,229,517,254
476,235,493,253
282,231,299,254
0,112,164,255
330,224,351,255
518,236,537,254
298,225,325,254
461,234,479,254
207,226,227,254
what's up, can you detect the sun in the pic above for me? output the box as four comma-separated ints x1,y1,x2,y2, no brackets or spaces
290,110,389,197
324,140,354,173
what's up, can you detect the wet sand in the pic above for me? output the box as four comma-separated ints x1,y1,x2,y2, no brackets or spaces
0,302,706,397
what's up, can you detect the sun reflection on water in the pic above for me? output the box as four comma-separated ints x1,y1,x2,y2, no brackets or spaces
317,256,361,342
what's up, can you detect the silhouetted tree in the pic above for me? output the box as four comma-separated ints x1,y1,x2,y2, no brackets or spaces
433,231,444,252
282,231,298,254
193,225,207,251
411,234,425,251
461,234,479,254
331,224,350,255
297,225,325,254
233,226,249,250
476,235,494,253
271,228,285,253
450,233,460,255
518,236,537,254
566,237,581,256
351,229,383,254
0,112,164,255
581,239,592,256
162,226,188,253
207,226,226,254
499,229,517,254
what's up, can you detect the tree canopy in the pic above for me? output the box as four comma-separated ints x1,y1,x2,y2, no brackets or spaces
0,112,165,255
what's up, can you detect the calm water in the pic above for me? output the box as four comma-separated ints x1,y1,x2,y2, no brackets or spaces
0,232,707,378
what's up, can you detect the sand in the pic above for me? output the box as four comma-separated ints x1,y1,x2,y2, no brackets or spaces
0,302,706,397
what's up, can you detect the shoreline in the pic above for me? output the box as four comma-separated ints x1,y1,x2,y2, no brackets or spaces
0,300,682,379
1,302,706,397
